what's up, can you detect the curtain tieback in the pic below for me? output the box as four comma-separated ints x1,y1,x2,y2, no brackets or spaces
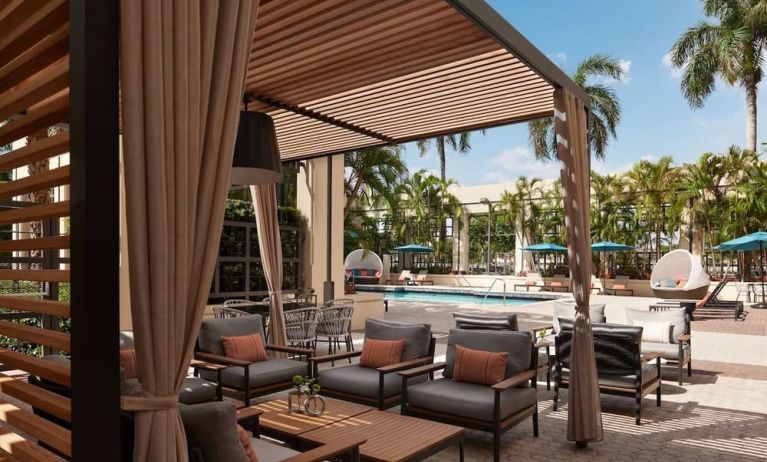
121,394,179,412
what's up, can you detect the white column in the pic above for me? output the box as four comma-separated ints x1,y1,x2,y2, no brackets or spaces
452,212,470,273
296,155,345,301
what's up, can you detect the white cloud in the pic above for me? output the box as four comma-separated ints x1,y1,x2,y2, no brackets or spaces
487,147,557,179
662,52,684,79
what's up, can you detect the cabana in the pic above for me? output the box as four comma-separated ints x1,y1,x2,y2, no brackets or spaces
0,0,601,458
650,249,711,300
344,249,384,285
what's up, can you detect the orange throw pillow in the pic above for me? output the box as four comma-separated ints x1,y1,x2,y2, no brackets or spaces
550,281,562,287
453,344,508,386
222,333,268,363
236,425,260,462
359,338,405,368
613,283,627,290
119,349,138,379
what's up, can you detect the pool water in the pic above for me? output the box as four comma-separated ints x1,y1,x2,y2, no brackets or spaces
379,291,542,305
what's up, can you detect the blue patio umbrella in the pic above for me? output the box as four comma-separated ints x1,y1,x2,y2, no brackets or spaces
392,243,434,271
715,231,767,308
591,241,633,295
392,244,434,253
522,243,567,274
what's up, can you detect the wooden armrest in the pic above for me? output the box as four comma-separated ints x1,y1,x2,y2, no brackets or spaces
641,351,663,363
236,406,263,424
492,369,536,391
194,352,250,367
190,359,226,372
397,362,446,379
676,334,691,343
377,357,431,374
310,350,362,364
280,436,367,462
266,344,315,356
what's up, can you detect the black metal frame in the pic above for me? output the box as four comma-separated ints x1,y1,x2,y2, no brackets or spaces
210,219,302,302
69,0,121,459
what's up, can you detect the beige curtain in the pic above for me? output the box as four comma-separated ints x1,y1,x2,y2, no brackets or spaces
120,1,259,460
250,184,287,346
554,88,604,443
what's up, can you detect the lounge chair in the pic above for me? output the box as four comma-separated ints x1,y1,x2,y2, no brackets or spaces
606,275,633,296
542,274,570,292
311,318,435,410
195,315,314,406
554,319,662,425
514,272,541,291
388,269,412,285
452,312,551,390
627,307,692,385
414,270,434,285
657,279,744,320
399,329,539,462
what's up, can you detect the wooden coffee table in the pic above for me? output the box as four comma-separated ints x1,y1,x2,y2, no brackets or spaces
298,409,464,462
249,396,372,445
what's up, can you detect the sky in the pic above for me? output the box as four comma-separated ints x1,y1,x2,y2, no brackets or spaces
400,0,764,186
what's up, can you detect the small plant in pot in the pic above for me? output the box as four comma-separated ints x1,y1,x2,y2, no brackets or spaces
288,375,325,416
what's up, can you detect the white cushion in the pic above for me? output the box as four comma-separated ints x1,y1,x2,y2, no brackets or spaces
633,320,671,343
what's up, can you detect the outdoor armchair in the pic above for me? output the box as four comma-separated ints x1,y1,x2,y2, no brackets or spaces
195,315,314,406
399,329,538,462
627,307,692,385
311,318,435,410
606,275,633,296
554,319,662,425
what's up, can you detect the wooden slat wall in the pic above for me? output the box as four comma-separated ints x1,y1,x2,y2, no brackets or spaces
0,0,71,459
245,0,555,161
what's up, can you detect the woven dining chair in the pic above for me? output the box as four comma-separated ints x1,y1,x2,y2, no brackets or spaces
316,305,355,364
284,307,320,349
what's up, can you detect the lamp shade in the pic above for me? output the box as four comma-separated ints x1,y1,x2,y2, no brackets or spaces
231,111,282,185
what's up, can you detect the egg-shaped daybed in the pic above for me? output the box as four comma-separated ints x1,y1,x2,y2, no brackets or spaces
650,249,710,299
344,249,384,285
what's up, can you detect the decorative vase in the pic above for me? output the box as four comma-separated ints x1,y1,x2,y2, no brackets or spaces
287,390,305,413
303,394,326,416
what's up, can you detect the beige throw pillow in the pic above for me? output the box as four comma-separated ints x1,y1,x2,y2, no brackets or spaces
634,320,671,343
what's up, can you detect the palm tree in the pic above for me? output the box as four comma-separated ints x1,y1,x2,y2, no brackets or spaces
669,0,767,151
416,131,483,182
498,176,542,271
528,54,625,160
625,156,683,261
344,146,407,217
398,170,462,255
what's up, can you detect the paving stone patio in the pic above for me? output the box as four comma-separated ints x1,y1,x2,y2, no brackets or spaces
377,297,767,461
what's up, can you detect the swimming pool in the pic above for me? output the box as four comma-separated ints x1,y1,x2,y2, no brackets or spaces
357,287,559,305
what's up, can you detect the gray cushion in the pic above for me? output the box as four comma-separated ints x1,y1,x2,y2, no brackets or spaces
641,342,688,360
180,402,249,462
444,329,532,379
119,331,135,350
319,364,426,399
626,308,687,344
407,378,537,421
202,359,306,390
561,363,659,388
364,318,431,360
453,312,519,331
558,320,643,375
179,377,218,405
250,437,300,462
198,315,265,356
552,301,606,333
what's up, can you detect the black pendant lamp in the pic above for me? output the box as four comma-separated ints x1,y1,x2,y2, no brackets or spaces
231,111,282,185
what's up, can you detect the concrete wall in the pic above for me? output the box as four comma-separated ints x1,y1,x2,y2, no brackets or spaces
296,155,346,302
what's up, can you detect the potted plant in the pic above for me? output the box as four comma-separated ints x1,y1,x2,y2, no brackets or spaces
288,375,325,416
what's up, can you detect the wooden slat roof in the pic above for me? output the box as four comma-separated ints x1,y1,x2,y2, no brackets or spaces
245,0,587,161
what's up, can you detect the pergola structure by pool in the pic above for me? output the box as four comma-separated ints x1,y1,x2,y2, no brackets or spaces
0,0,601,459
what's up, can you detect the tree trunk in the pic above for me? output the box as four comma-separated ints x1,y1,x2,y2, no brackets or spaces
746,81,757,152
438,137,446,182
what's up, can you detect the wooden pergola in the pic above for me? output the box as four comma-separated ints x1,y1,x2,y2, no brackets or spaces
0,0,599,459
